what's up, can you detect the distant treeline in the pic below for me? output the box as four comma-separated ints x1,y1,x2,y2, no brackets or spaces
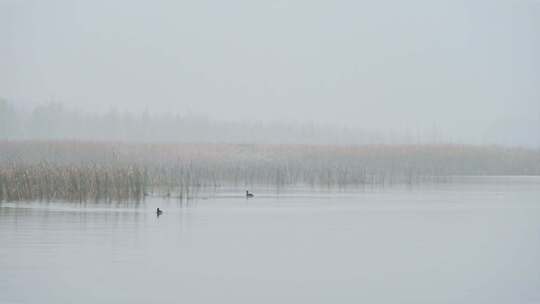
0,141,538,202
1,99,436,145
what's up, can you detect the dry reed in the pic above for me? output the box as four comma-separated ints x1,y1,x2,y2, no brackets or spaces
0,141,538,202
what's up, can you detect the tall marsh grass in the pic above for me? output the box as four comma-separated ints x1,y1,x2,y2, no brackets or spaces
0,141,539,202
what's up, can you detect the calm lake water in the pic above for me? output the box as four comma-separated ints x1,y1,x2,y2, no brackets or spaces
1,177,540,304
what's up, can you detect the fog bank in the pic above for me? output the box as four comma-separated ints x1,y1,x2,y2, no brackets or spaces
2,100,539,146
1,0,539,146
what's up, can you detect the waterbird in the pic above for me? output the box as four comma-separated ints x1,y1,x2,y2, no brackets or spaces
246,190,254,198
156,208,163,215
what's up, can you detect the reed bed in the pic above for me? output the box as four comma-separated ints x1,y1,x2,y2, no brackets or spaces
0,141,539,202
0,163,147,202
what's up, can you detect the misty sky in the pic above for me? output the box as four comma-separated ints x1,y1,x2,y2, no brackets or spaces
1,0,539,145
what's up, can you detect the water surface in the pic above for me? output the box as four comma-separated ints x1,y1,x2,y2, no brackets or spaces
1,177,540,303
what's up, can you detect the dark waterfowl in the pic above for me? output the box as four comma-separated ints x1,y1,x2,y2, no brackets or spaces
246,190,254,198
156,208,163,215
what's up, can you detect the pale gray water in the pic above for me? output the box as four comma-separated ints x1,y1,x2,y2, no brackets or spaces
1,177,540,304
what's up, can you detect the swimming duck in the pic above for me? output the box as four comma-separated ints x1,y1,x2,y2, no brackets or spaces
246,190,254,198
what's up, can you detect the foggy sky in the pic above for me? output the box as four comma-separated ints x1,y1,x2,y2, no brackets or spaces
1,0,539,146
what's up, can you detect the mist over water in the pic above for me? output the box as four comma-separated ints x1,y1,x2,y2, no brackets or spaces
1,0,539,146
1,1,540,303
1,100,539,147
1,178,540,304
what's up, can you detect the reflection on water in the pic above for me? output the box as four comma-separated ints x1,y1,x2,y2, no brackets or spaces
1,177,540,304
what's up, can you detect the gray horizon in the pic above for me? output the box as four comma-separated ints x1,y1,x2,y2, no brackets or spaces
1,0,539,146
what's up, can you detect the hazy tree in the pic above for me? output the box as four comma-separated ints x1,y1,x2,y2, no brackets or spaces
0,99,19,139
